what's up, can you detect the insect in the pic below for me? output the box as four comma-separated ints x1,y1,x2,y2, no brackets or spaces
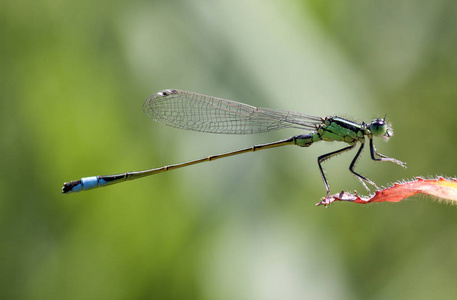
62,89,406,195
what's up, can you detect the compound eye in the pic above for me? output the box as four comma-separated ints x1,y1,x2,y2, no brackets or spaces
370,118,387,136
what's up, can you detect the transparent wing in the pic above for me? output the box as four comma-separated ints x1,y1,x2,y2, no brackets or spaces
143,89,323,134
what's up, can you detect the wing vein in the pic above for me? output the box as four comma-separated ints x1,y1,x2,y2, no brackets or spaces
143,89,323,134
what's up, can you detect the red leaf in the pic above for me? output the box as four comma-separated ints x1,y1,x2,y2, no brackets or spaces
316,177,457,206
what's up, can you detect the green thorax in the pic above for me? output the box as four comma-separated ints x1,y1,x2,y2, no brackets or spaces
319,117,367,144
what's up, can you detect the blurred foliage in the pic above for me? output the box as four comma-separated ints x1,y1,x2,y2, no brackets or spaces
2,0,457,299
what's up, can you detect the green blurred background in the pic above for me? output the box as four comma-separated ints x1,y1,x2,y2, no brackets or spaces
2,0,457,299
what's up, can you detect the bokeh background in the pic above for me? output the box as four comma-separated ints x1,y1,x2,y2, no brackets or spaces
3,0,457,299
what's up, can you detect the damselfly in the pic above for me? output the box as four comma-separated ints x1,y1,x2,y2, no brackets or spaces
62,89,406,195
